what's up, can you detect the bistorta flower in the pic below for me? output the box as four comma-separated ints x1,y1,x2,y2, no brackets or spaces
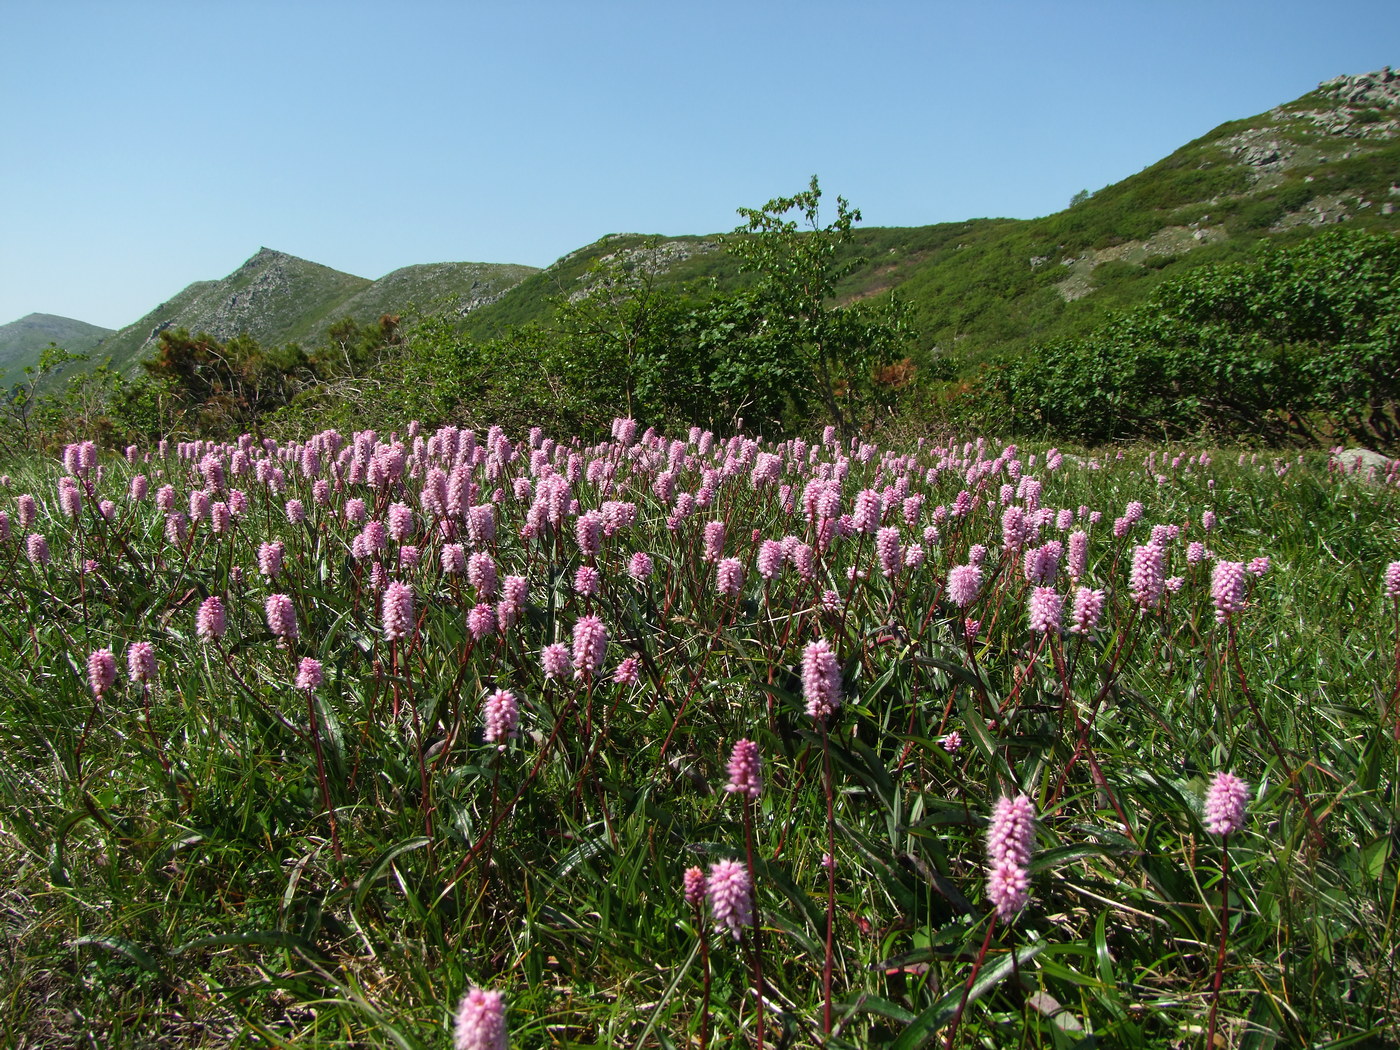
1204,771,1249,837
724,739,762,799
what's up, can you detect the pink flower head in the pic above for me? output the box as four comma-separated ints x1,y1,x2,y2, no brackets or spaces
940,730,962,753
575,510,603,559
571,614,608,679
441,543,466,574
197,596,226,641
702,520,725,563
26,532,50,566
852,488,882,534
1129,543,1165,610
1067,530,1089,580
382,581,414,641
467,551,498,598
468,602,497,640
87,648,117,697
295,657,323,691
757,539,784,580
628,551,654,581
453,987,508,1050
540,642,573,680
573,564,601,597
683,866,707,907
387,501,414,542
1204,771,1249,836
58,477,82,520
127,642,157,684
801,638,842,721
265,593,298,640
258,540,285,578
482,688,520,745
1211,561,1248,622
947,564,982,608
1027,586,1063,635
1386,561,1400,600
612,656,640,685
715,557,744,598
165,511,189,545
1068,587,1105,635
724,739,762,799
285,498,306,524
707,859,754,940
876,526,902,578
986,793,1036,921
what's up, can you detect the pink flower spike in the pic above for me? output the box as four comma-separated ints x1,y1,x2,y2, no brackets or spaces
1211,561,1248,622
541,643,572,680
87,648,117,697
453,987,508,1050
715,557,744,598
382,581,414,641
127,642,157,684
1204,771,1249,837
707,859,754,940
571,614,608,679
683,866,707,907
1386,561,1400,600
724,739,762,799
265,593,298,640
295,657,323,691
947,564,982,608
482,688,519,745
801,639,842,722
985,793,1036,921
611,656,640,685
1027,586,1063,635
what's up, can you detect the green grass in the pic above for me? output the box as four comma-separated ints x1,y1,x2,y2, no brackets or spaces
1,429,1397,1048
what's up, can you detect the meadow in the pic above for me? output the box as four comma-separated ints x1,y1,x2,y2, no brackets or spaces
1,421,1397,1049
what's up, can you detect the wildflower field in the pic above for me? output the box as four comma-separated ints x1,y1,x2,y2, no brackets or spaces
1,422,1397,1049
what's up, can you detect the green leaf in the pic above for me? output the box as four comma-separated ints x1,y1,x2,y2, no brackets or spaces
889,939,1048,1049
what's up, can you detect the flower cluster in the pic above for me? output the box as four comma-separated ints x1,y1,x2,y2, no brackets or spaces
985,793,1036,921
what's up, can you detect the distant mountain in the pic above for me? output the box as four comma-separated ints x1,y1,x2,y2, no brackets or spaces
85,249,540,378
0,313,113,378
93,248,373,375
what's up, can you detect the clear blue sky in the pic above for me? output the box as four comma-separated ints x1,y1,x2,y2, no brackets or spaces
2,0,1396,330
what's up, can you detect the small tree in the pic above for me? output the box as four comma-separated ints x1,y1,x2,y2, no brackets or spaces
727,176,908,434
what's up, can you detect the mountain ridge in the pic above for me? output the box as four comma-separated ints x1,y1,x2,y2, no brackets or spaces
5,68,1398,388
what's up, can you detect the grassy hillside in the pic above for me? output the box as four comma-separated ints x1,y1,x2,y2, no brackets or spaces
0,313,113,378
334,260,540,326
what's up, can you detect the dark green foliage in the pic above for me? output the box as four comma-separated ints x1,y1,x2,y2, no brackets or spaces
138,328,313,437
432,182,912,439
988,228,1400,446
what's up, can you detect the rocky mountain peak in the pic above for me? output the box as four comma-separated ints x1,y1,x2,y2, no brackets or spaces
1319,67,1400,109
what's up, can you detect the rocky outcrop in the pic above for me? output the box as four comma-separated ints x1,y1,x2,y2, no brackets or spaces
1319,68,1400,110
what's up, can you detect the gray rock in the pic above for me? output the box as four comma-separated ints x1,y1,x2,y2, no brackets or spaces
1332,447,1396,474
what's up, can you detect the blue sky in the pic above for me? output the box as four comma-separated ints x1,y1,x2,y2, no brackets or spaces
2,0,1396,330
